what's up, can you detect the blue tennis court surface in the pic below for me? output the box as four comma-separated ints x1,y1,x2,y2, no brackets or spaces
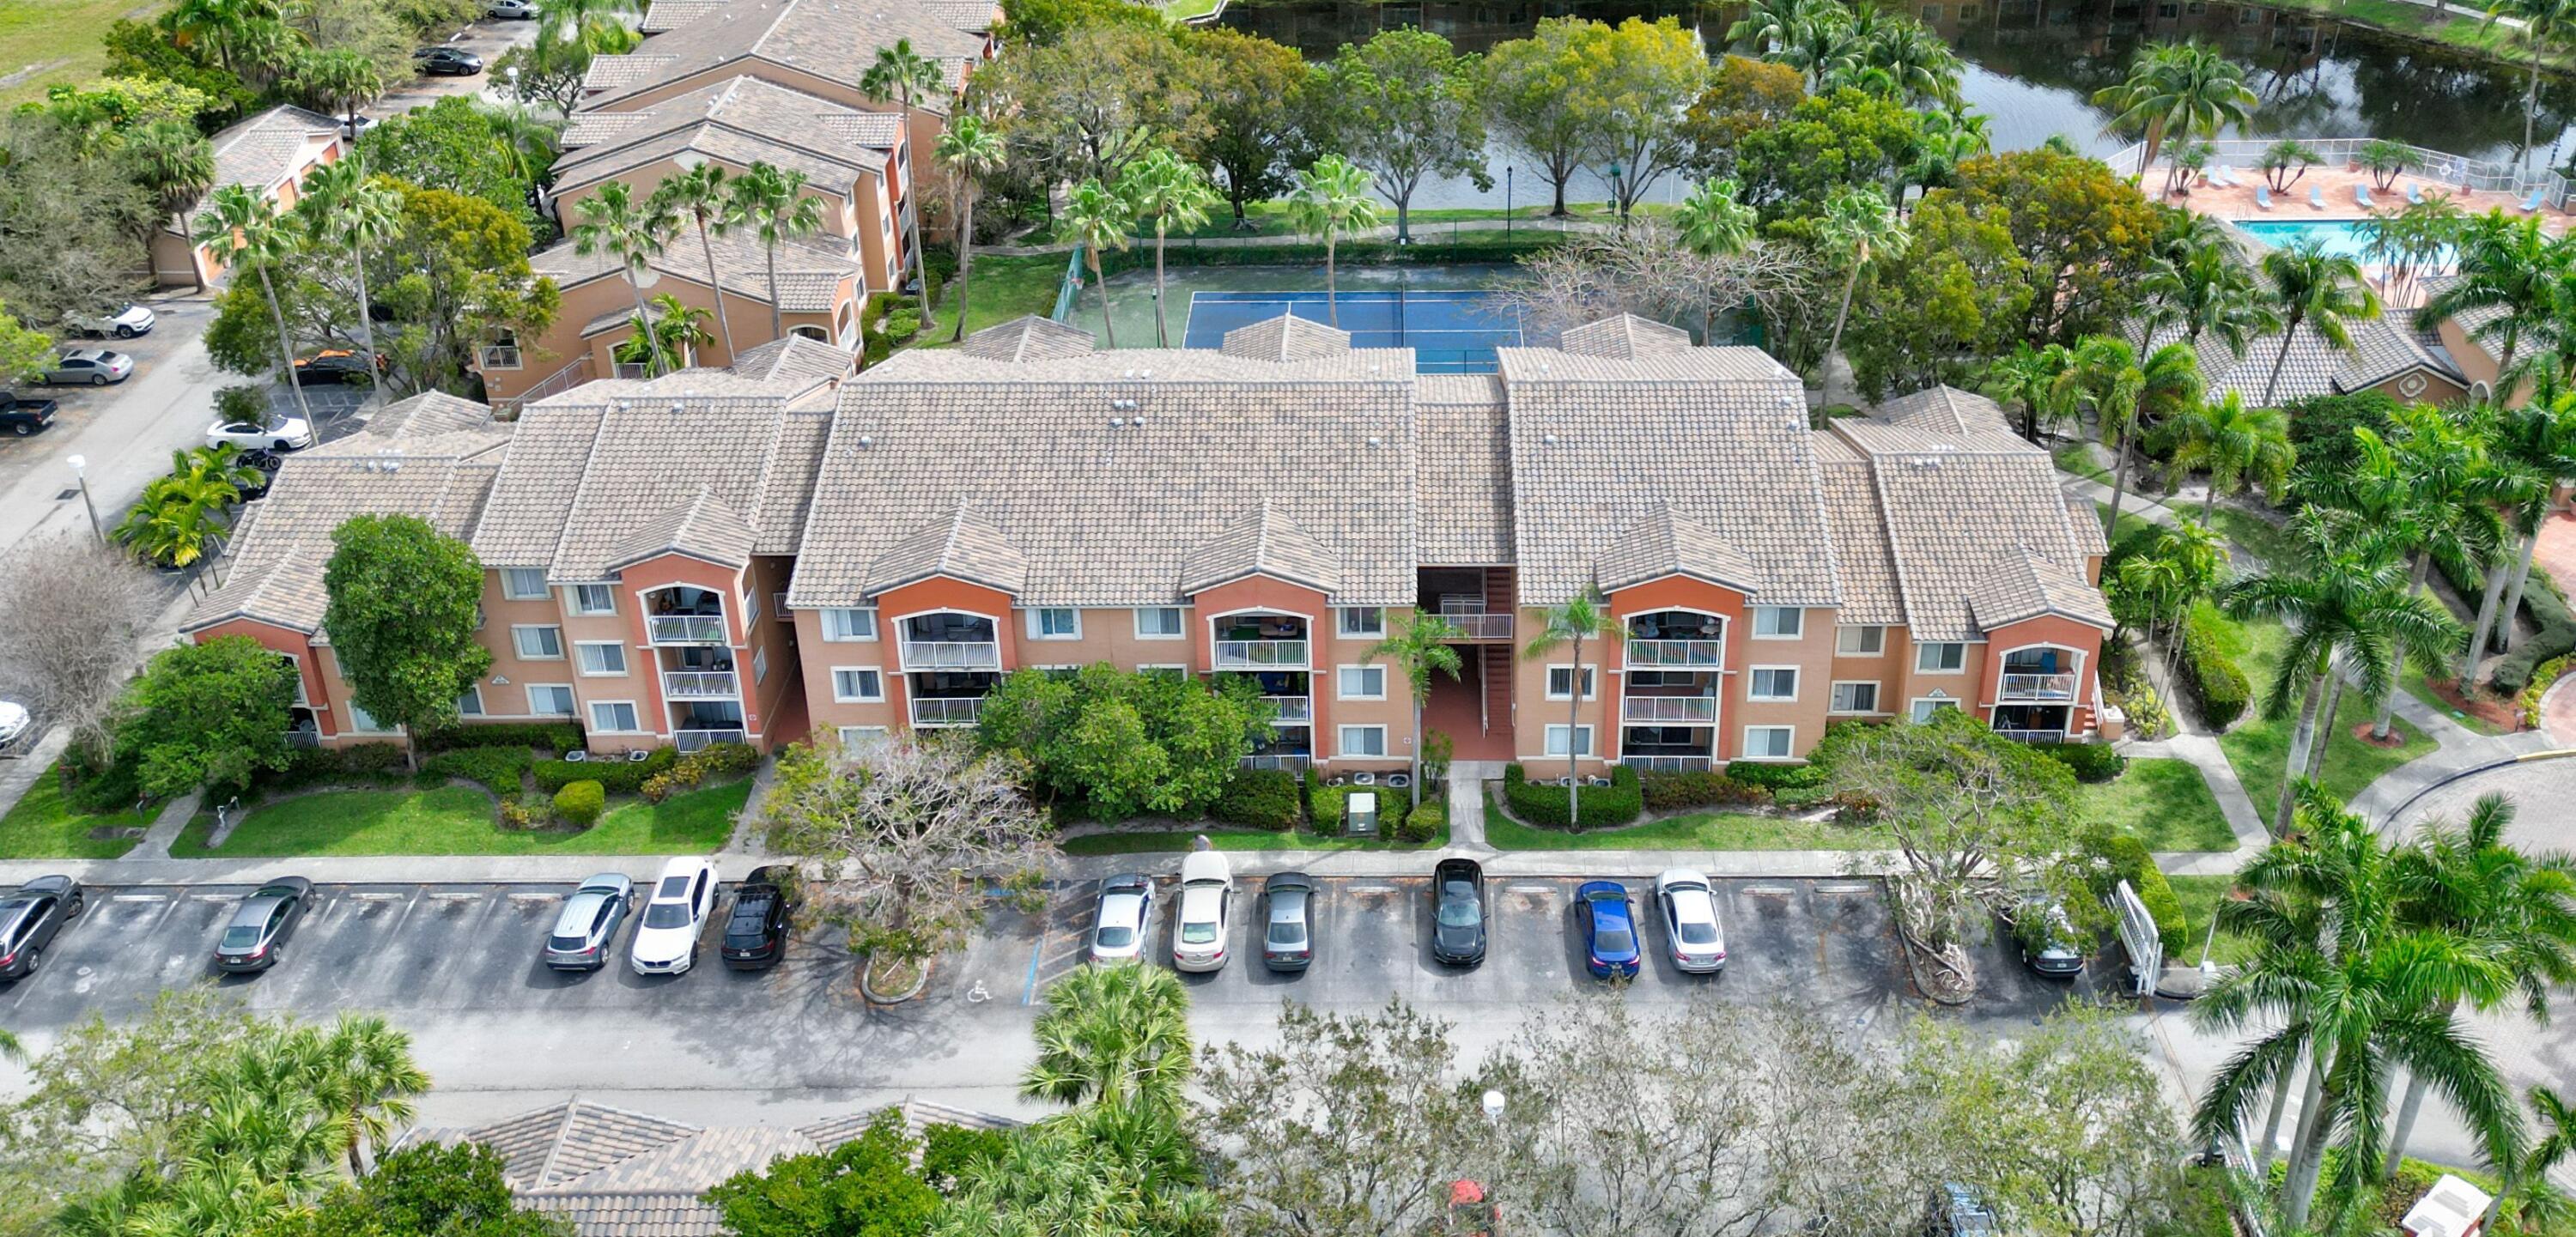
1182,289,1525,373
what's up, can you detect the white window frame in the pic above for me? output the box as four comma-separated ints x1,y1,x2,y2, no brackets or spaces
752,647,769,684
1829,681,1882,714
588,700,642,734
1917,642,1967,674
1338,724,1388,757
1836,625,1886,655
1911,697,1961,724
345,700,401,735
568,584,617,615
456,687,486,718
573,640,627,676
837,725,891,751
1029,608,1081,640
1138,664,1188,680
821,608,878,641
1133,607,1185,640
1337,607,1384,638
512,624,564,660
1544,664,1597,701
1751,606,1803,640
526,683,577,717
1747,665,1799,702
1337,664,1387,700
831,667,884,703
500,567,549,600
1543,724,1595,757
1741,725,1795,761
739,585,762,624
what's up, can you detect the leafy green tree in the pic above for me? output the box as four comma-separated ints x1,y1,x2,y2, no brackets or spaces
570,180,678,376
2163,391,2293,520
1947,149,2165,346
975,664,1269,817
2057,335,2202,537
1311,27,1489,243
1022,963,1195,1113
494,18,639,116
1903,105,1990,198
112,635,297,798
861,38,948,330
197,182,316,425
1677,54,1805,180
2092,40,2257,185
0,112,157,327
1522,589,1616,823
1117,148,1220,348
1181,27,1310,228
0,299,57,383
980,22,1203,190
2257,241,2382,406
1840,194,2029,399
169,0,290,79
320,513,494,757
993,0,1166,46
1576,17,1706,221
703,1113,940,1237
1056,177,1133,348
731,161,828,341
2136,225,2279,363
1483,17,1597,218
358,97,558,240
935,114,1007,341
1281,155,1382,328
1732,85,1919,218
32,76,213,148
289,1143,568,1237
2110,519,2227,662
931,1104,1217,1237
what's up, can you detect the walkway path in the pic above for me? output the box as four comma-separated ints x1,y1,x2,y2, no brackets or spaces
121,791,201,862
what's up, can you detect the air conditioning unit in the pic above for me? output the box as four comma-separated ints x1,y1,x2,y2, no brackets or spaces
1385,773,1411,789
1352,772,1376,785
563,750,588,762
627,749,651,762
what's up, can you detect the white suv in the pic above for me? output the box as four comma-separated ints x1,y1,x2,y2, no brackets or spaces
629,857,716,975
1170,851,1233,972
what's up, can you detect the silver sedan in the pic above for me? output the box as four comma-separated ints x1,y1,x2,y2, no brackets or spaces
1654,868,1728,973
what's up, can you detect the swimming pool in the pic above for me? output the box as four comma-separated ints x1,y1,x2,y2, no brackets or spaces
2234,218,2456,268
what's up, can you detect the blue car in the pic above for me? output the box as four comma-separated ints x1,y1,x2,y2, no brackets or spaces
1575,880,1641,979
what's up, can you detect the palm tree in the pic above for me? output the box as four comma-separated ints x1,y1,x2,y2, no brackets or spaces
1905,106,1991,198
1523,590,1618,826
1856,16,1963,108
288,48,384,136
2495,1085,2576,1228
2117,519,2228,668
861,38,948,332
650,162,744,363
117,447,261,567
1980,341,2075,443
2257,241,2382,406
1816,185,1908,407
2138,243,2281,363
571,180,678,377
2488,0,2576,163
1725,0,1824,53
2482,397,2576,658
935,113,1006,343
2259,138,2324,193
2093,41,2258,188
731,162,827,343
1364,609,1467,808
1673,177,1758,340
1056,178,1133,349
2419,212,2572,381
1117,149,1220,349
196,184,315,427
309,1013,430,1176
537,0,641,42
2314,406,2498,737
617,293,714,370
170,0,283,76
1283,155,1383,329
126,120,216,294
1020,963,1193,1113
294,157,404,412
2056,335,2202,537
2163,391,2293,520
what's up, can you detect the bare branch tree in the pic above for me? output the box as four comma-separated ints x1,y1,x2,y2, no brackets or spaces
1487,222,1821,348
0,533,162,761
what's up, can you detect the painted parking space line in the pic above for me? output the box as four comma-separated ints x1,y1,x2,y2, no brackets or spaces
1814,883,1875,895
111,894,167,901
1741,885,1798,897
427,891,482,901
349,892,405,900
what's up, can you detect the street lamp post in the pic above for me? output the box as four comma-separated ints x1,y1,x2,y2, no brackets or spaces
1504,167,1513,239
67,454,103,548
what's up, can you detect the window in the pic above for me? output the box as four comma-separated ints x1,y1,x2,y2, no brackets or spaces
752,647,769,683
1836,626,1885,655
1749,667,1798,701
574,641,626,676
456,688,485,717
1030,608,1080,640
527,684,576,716
740,587,762,624
832,668,884,702
1338,608,1383,638
589,700,641,733
1741,725,1795,760
346,701,398,734
1920,3,1942,16
1830,682,1880,713
569,584,617,615
821,609,878,641
837,725,890,751
1134,607,1184,639
1545,665,1595,700
1338,725,1387,757
513,625,564,659
1338,665,1386,700
1752,607,1803,639
501,567,548,600
1543,725,1595,756
1139,664,1187,680
1917,642,1966,673
1911,698,1960,724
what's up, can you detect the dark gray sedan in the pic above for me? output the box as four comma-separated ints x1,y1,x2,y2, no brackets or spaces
0,876,85,980
1261,871,1314,971
214,877,313,973
543,873,636,971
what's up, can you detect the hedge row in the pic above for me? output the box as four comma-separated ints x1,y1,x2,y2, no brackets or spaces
420,745,532,797
1722,761,1825,791
2177,606,2251,729
416,723,583,754
2032,742,2126,784
1307,775,1411,838
535,746,677,793
1639,769,1772,811
641,742,758,803
2482,570,2576,696
1500,764,1642,831
1211,767,1300,831
2094,834,2188,956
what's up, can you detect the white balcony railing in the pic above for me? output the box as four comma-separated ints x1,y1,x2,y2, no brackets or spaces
1625,639,1725,667
901,640,1001,670
647,615,726,645
662,670,738,699
1994,729,2068,744
675,727,746,752
1265,696,1311,724
1999,672,2078,701
1214,639,1308,670
1623,695,1716,723
1622,755,1712,773
911,697,982,726
1443,613,1513,640
1241,753,1311,773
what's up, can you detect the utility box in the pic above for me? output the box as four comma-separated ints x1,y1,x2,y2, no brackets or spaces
1346,790,1380,838
2400,1174,2492,1237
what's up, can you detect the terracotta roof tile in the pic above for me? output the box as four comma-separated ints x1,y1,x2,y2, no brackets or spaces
957,315,1095,362
1177,501,1341,595
582,0,983,111
1219,313,1352,361
1414,374,1510,566
1557,313,1692,359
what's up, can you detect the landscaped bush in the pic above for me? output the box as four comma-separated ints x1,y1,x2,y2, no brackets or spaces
2032,742,2127,784
553,779,605,827
421,745,532,796
58,749,143,814
2176,605,2251,729
1640,768,1771,810
1720,761,1824,791
1500,763,1642,831
1306,775,1410,838
2487,572,2576,695
535,746,675,793
2520,651,2576,727
1211,768,1300,831
497,794,549,830
417,723,582,754
1399,802,1442,843
2093,834,2188,955
258,743,416,793
641,742,760,803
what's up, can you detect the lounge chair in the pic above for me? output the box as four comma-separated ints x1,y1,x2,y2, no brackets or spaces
2214,163,2239,187
2254,184,2275,211
2406,182,2425,205
2355,183,2377,209
2310,185,2327,209
2521,187,2548,213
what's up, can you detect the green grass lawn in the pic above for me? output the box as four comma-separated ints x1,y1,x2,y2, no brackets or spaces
2216,615,2437,816
169,780,751,857
2081,757,2239,852
0,762,151,859
2203,504,2293,570
1058,821,1448,856
2166,874,2263,967
938,252,1075,342
1482,798,1888,852
2055,442,2111,484
0,0,166,106
2093,500,2162,549
2398,659,2510,737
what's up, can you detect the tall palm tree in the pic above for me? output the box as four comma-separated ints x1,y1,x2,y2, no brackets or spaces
2419,212,2573,381
1117,149,1220,349
2257,241,2382,406
126,120,216,294
2163,391,2293,520
2487,0,2576,163
2093,41,2258,188
1816,185,1908,407
1020,963,1193,1113
537,0,641,42
308,1013,431,1176
571,180,678,377
2138,243,2281,363
861,38,949,333
1283,155,1382,329
1674,177,1758,340
1364,609,1467,808
1725,0,1826,54
1980,341,2075,443
2485,396,2576,657
731,162,827,342
935,113,1006,343
2496,1085,2576,1228
196,184,314,426
170,0,283,76
618,293,714,370
1905,106,1991,198
1056,178,1133,349
288,48,384,136
1523,590,1618,826
2056,335,2202,537
650,162,743,363
294,157,404,412
1856,15,1963,108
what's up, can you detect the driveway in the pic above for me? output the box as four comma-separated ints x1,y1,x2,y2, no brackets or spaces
0,298,228,559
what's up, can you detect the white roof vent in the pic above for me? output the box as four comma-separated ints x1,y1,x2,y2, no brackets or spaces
1109,416,1125,427
1543,433,1559,446
1366,434,1382,447
856,434,873,447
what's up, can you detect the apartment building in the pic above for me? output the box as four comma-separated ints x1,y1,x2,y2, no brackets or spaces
187,314,2114,774
151,105,345,288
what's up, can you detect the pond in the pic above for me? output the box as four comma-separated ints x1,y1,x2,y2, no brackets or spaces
1218,0,2576,208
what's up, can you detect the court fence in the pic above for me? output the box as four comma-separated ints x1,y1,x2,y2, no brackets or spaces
1050,245,1085,324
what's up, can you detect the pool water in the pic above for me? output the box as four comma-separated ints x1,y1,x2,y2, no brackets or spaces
2234,218,2457,269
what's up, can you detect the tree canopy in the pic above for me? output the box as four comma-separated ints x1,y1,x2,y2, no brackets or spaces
975,664,1272,819
702,1113,941,1237
320,513,494,744
115,635,301,798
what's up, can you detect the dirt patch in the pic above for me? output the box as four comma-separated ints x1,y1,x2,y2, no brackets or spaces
2350,721,2411,749
0,58,70,91
2418,675,2524,731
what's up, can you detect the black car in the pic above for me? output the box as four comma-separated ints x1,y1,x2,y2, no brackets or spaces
291,349,384,386
215,877,313,973
414,45,483,75
0,876,85,980
0,391,58,437
1261,871,1315,971
1431,858,1486,967
720,865,795,970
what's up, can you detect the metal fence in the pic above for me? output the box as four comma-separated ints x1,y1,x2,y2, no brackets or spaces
2105,137,2567,202
1050,245,1085,323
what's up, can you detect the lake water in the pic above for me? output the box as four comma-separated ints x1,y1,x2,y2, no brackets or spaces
1218,0,2576,209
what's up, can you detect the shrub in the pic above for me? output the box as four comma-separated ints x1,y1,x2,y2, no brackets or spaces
553,779,605,827
1399,802,1442,843
497,794,550,830
1722,761,1824,791
2093,834,2187,955
1640,768,1771,810
58,749,144,814
641,741,761,803
2176,605,2250,729
1211,768,1300,831
2520,652,2576,728
421,745,532,796
1500,763,1642,831
535,746,675,793
2032,741,2126,783
258,743,416,793
417,722,583,754
2488,572,2576,694
1307,775,1409,839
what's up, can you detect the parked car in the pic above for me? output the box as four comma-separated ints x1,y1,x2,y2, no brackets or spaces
487,0,539,16
214,876,313,973
1926,1183,2002,1235
1171,850,1233,972
338,114,376,141
66,304,155,338
0,876,84,980
1431,858,1486,967
41,348,131,385
207,414,316,452
1089,873,1152,965
1261,871,1314,971
1575,880,1641,979
0,700,29,749
0,392,58,437
2014,895,2085,979
1653,868,1728,973
292,349,383,386
630,858,717,974
720,865,796,970
415,46,483,75
540,872,635,971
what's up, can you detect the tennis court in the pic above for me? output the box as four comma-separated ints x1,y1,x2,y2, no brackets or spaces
1182,289,1525,373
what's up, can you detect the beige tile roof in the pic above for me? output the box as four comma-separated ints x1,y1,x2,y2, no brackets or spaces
581,0,984,112
1831,419,2100,641
1177,501,1341,595
957,315,1096,362
1414,374,1511,566
642,0,999,33
1869,385,2015,436
362,391,496,440
531,230,859,312
554,78,892,193
1810,434,1905,627
1967,547,2116,631
1557,313,1692,360
2065,499,2109,557
1594,502,1763,593
604,486,761,571
726,334,854,400
523,1191,721,1237
1220,313,1352,361
469,403,605,568
863,500,1028,595
199,105,340,212
2160,317,2459,406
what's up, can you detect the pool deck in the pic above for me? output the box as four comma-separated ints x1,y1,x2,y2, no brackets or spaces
2166,163,2569,306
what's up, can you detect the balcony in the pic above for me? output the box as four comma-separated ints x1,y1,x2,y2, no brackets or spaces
1265,695,1311,725
647,615,726,646
1625,639,1725,667
911,696,982,726
2000,672,2078,701
902,640,1001,671
1241,753,1311,773
1623,695,1716,724
662,670,738,699
1443,613,1514,640
1214,640,1309,670
1622,755,1712,773
1994,728,2068,743
676,727,746,752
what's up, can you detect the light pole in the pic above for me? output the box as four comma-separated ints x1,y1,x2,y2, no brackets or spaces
67,454,103,548
1504,167,1513,239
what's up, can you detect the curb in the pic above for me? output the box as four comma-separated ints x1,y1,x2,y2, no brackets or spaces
2380,747,2576,825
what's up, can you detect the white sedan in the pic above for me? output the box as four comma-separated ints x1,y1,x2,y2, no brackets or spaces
629,857,717,975
1654,868,1728,973
1171,850,1233,972
0,700,30,750
207,415,316,452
